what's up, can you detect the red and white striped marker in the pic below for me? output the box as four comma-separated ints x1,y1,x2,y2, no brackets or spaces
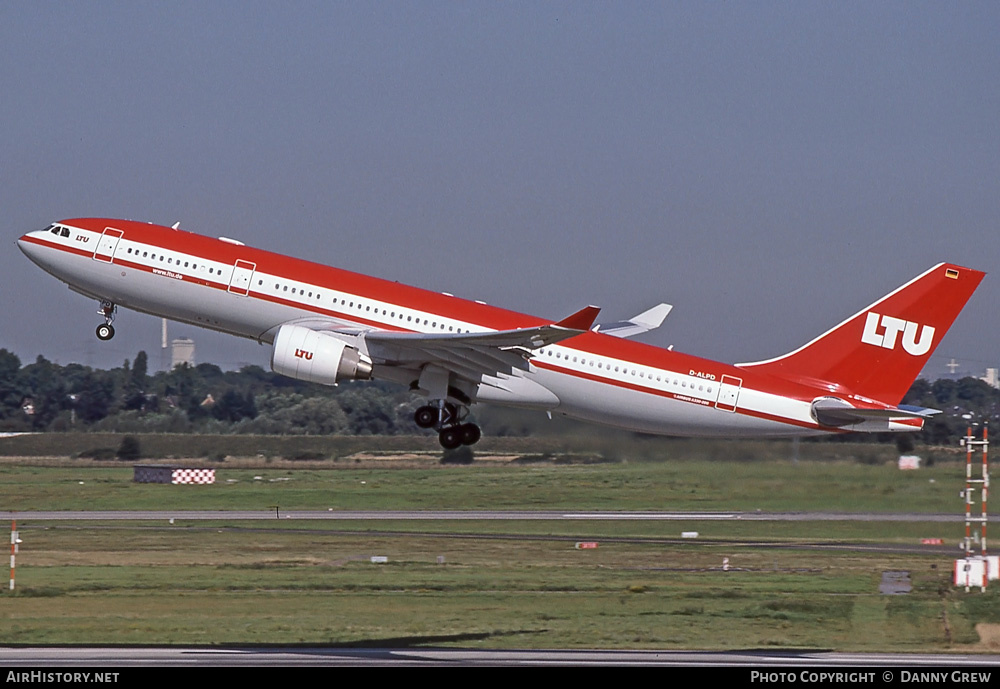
9,520,17,591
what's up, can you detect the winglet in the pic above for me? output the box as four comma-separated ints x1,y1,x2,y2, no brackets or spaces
632,303,672,330
593,302,673,338
554,305,601,331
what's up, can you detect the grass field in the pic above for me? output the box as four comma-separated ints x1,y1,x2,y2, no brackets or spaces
0,456,983,513
1,436,998,651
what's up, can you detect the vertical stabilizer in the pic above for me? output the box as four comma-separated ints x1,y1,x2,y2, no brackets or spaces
737,263,985,405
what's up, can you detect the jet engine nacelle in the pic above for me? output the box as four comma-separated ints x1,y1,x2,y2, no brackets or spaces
270,324,373,385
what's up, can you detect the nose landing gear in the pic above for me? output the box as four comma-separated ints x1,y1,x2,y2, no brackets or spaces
414,402,481,449
96,300,117,341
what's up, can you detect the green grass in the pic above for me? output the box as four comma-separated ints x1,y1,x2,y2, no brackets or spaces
0,439,996,651
3,524,994,649
0,459,983,513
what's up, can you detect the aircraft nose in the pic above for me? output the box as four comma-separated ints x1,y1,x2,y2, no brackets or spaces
17,229,46,264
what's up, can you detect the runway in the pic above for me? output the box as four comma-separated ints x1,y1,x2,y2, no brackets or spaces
2,647,998,667
0,510,967,521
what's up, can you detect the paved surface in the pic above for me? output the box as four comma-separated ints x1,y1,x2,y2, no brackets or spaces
0,510,970,521
1,647,998,667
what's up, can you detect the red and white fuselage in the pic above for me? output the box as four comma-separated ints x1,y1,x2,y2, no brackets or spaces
18,218,985,441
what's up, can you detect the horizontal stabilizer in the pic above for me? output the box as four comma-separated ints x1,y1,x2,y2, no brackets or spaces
593,303,672,338
811,397,939,428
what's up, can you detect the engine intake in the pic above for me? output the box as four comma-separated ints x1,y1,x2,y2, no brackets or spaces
270,324,373,385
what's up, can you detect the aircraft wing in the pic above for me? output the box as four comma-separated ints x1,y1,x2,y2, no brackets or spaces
592,303,672,338
361,305,600,385
275,305,601,391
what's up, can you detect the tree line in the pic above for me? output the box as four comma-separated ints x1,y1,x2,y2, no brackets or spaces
0,349,414,436
0,347,996,445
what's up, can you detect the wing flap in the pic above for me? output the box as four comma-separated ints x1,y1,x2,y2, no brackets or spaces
363,305,600,385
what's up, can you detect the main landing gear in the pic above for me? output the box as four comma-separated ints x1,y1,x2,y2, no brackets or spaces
414,402,481,450
96,300,117,341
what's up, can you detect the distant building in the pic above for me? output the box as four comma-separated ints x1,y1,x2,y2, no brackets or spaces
171,338,195,368
981,368,999,389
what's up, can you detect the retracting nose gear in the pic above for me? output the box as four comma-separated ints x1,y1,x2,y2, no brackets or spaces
96,300,117,341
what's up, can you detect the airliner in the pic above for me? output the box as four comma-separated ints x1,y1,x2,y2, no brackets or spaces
18,218,984,448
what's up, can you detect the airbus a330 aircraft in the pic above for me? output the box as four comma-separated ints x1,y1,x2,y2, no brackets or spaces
18,218,984,448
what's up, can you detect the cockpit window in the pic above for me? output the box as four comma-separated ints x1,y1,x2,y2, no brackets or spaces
60,228,70,237
49,226,59,234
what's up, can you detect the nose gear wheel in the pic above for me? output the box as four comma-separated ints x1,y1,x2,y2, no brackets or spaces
96,300,117,340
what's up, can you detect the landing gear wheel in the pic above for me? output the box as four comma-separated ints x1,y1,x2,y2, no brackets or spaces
459,423,481,446
414,406,438,429
96,300,117,341
439,427,463,450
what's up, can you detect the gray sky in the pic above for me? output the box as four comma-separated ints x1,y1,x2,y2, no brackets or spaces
2,2,997,377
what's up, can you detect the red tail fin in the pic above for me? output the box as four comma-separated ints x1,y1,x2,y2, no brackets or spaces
738,263,985,405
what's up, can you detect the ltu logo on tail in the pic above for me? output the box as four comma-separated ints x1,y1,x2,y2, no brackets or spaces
861,312,935,355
